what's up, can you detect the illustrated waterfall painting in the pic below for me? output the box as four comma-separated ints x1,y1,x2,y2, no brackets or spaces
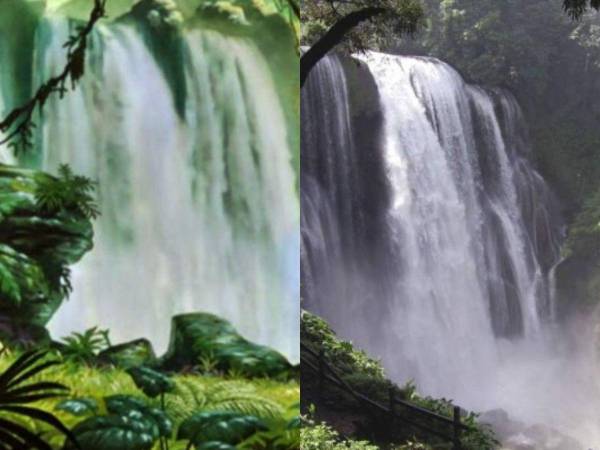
0,1,300,449
300,1,600,449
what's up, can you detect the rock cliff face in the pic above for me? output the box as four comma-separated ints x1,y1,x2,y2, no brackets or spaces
0,164,93,344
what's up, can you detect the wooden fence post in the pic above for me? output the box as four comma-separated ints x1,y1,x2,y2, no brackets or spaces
318,349,324,402
453,406,462,450
388,387,396,439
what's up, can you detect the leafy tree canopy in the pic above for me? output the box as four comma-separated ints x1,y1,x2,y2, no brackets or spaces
300,0,424,85
564,0,600,19
301,0,424,52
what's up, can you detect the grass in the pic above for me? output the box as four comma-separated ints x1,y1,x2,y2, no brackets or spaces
0,347,299,449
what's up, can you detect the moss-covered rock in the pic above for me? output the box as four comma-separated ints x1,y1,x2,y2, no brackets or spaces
0,164,93,345
97,339,157,369
159,313,293,378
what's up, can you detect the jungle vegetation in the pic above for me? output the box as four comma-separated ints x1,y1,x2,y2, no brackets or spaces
0,1,301,448
300,311,498,450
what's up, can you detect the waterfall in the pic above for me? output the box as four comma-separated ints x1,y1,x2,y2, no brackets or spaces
1,16,299,359
302,53,600,442
359,52,565,391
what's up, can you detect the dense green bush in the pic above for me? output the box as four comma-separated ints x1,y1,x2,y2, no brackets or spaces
301,311,385,380
301,423,378,450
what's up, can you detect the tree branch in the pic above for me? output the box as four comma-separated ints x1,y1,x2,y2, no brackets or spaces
0,0,106,154
300,7,387,87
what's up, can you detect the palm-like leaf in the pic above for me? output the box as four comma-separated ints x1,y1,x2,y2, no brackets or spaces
60,326,110,364
0,349,79,449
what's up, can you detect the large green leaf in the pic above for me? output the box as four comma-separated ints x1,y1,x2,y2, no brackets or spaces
65,410,157,450
104,395,172,438
197,442,236,450
127,366,175,398
178,411,266,446
56,397,99,417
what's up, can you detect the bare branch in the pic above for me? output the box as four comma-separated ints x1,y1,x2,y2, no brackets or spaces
0,0,107,154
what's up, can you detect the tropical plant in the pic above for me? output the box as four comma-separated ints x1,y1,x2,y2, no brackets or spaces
64,394,172,450
302,312,499,449
56,397,99,417
0,349,79,449
128,366,175,400
177,411,267,449
238,413,300,449
35,164,100,220
127,366,175,450
164,378,284,424
301,311,385,380
300,422,378,450
59,326,111,365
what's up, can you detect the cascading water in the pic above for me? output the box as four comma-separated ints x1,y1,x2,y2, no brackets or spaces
0,15,299,359
302,53,600,445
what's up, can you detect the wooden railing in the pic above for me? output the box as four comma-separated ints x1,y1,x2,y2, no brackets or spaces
301,342,474,450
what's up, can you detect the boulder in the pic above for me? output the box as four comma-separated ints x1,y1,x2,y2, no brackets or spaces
97,338,157,369
159,312,292,378
0,165,93,345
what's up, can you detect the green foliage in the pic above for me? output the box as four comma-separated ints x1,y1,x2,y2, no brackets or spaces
0,165,93,340
302,312,498,449
301,0,424,53
178,411,267,447
301,310,385,380
565,187,600,258
400,0,569,91
394,441,432,450
0,348,298,448
35,164,99,220
65,394,173,450
238,412,300,450
97,339,157,370
564,0,600,20
160,313,292,379
65,411,157,450
105,395,172,438
0,349,78,449
56,397,99,417
164,377,284,423
400,383,498,449
300,422,378,450
0,243,49,308
59,326,111,365
127,366,175,399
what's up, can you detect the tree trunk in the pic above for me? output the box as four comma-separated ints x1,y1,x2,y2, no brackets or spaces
300,7,387,87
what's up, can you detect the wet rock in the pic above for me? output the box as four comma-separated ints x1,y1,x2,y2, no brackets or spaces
480,408,525,440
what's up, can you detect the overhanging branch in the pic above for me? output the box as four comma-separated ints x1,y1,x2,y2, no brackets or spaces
0,0,106,154
300,7,387,87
